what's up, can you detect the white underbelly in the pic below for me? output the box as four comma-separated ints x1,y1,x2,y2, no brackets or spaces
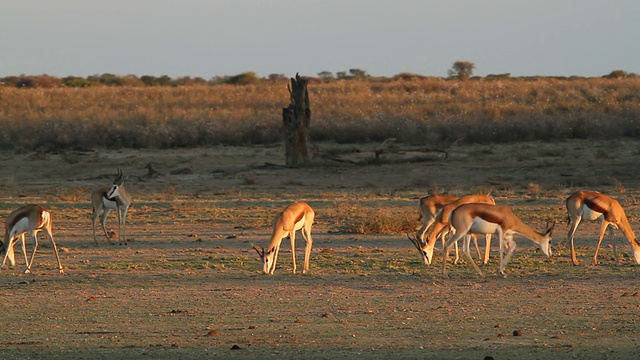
293,215,306,231
469,217,499,234
102,197,118,210
9,217,31,239
581,205,603,221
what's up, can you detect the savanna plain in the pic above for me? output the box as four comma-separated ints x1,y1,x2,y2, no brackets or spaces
0,139,639,359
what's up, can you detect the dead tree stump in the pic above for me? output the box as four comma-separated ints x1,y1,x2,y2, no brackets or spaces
283,73,311,167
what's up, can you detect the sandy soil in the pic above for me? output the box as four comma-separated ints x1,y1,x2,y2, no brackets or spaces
0,139,639,359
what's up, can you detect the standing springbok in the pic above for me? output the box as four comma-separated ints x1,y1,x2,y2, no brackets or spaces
1,204,64,274
565,190,640,265
91,168,132,245
253,202,315,275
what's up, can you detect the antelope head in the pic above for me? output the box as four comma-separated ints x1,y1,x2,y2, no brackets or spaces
407,233,431,266
0,238,10,266
632,237,640,264
252,244,275,274
540,221,556,257
106,168,127,200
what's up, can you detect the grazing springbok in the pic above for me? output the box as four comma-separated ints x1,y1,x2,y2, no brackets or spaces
408,194,494,266
253,202,315,275
1,204,64,274
91,168,132,245
414,194,459,244
565,190,640,265
442,203,554,278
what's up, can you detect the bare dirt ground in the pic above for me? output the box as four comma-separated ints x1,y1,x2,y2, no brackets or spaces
0,139,639,359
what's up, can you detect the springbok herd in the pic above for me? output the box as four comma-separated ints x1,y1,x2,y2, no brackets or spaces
2,169,640,277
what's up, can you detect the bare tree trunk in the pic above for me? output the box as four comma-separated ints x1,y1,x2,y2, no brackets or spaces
283,73,311,167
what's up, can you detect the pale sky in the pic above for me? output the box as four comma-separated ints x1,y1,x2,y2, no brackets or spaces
1,0,638,79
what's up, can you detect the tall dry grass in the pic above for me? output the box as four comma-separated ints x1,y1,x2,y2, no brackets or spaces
1,77,639,150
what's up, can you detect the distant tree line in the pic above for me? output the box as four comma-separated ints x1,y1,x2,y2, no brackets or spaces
0,69,377,89
1,63,636,89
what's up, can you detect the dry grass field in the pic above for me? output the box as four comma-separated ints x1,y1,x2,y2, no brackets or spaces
2,76,640,149
1,139,639,359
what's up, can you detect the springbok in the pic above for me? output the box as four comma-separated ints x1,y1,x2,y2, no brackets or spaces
1,204,64,274
565,190,640,265
442,203,554,278
253,202,315,274
408,194,494,266
91,168,132,245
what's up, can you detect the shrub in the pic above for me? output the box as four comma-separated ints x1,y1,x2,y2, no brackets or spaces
225,72,261,85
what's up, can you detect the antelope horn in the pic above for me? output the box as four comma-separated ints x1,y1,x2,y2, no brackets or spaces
113,168,122,184
546,221,556,235
251,244,265,258
114,168,126,185
406,233,422,251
